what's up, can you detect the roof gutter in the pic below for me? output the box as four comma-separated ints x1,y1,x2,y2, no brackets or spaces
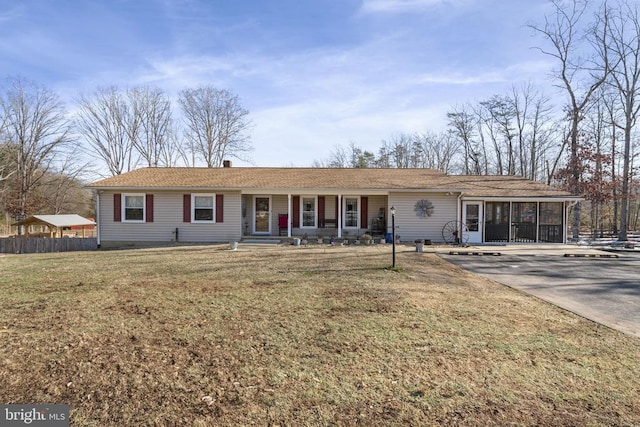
85,185,471,194
461,196,584,202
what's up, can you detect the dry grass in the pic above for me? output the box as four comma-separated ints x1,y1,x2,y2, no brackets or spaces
1,244,639,426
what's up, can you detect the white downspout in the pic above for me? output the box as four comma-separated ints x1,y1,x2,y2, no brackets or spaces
95,191,101,247
457,191,464,227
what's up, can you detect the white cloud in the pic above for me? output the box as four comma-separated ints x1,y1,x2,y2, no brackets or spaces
412,59,553,87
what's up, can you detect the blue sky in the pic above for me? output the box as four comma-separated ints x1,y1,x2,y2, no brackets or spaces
0,0,556,167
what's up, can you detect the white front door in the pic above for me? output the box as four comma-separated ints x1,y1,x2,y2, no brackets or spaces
254,196,271,234
463,202,483,243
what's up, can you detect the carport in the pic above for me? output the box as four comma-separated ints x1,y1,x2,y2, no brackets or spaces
11,214,96,238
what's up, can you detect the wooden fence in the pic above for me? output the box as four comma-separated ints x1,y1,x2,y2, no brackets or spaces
0,225,12,237
0,237,98,254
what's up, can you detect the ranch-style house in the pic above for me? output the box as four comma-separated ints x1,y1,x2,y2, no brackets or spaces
87,164,580,248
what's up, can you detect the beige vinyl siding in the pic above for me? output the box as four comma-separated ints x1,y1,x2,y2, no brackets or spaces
388,192,458,242
99,191,242,244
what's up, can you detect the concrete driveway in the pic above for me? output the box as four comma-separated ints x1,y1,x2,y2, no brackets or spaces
438,247,640,338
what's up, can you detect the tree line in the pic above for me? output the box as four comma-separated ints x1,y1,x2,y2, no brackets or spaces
0,77,252,220
315,0,640,241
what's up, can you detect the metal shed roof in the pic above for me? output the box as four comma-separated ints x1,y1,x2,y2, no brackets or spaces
11,214,96,228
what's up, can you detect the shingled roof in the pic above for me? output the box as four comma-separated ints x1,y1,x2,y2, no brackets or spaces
87,167,578,199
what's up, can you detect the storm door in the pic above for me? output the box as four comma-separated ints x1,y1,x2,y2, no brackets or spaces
254,196,271,234
462,202,483,243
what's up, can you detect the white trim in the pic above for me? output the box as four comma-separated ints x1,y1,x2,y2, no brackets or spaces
287,194,292,237
300,195,318,229
191,193,216,223
337,194,342,238
122,193,146,223
462,201,483,243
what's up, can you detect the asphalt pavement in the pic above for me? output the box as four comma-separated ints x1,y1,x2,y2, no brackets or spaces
437,246,640,338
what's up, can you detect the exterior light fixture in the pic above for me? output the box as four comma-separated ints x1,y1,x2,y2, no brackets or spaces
390,206,396,268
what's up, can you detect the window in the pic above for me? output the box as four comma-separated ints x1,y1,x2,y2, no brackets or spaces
344,197,358,228
301,197,316,227
192,194,215,222
465,204,479,232
123,194,144,222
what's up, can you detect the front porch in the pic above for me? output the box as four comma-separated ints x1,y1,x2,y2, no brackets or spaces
240,193,388,240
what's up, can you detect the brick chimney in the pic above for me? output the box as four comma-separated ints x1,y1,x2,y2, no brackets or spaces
223,160,232,168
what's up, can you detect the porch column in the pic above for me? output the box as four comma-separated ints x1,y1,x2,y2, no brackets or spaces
337,194,342,238
535,202,540,243
287,193,292,238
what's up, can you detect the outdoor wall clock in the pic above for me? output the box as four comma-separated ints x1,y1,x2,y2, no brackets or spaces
414,199,434,218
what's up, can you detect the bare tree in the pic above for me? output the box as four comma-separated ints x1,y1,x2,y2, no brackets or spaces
178,86,252,167
320,144,350,167
0,142,17,211
382,134,413,168
447,105,482,174
160,125,189,167
583,89,614,235
375,142,392,168
598,0,640,240
0,76,73,217
528,90,558,181
44,143,93,214
128,86,174,167
602,88,623,233
412,131,461,173
0,109,17,187
477,95,517,175
76,86,138,176
530,0,610,238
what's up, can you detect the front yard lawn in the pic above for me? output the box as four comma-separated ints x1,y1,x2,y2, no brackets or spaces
1,245,638,426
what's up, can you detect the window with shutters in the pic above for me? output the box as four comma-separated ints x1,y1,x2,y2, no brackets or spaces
192,194,215,222
123,194,145,222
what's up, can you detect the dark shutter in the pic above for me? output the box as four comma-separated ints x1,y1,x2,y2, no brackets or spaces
318,196,325,226
216,194,224,223
183,194,191,222
145,194,154,223
361,196,368,229
113,194,122,222
292,196,300,228
335,196,339,225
